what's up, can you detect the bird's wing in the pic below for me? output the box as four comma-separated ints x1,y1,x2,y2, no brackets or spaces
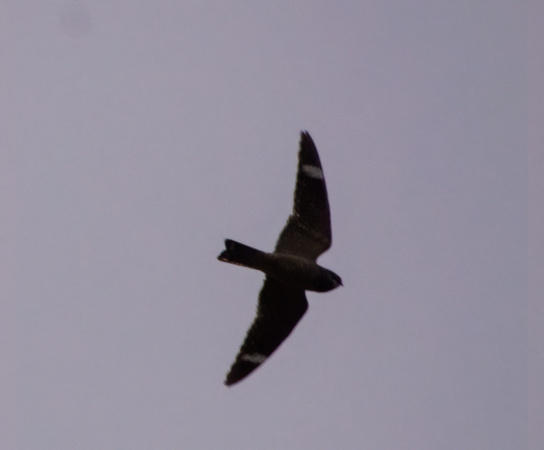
274,131,331,260
224,277,308,386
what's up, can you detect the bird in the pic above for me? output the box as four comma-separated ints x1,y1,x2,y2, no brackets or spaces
218,131,342,386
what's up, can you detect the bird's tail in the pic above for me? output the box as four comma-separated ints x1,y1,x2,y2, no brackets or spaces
217,239,266,269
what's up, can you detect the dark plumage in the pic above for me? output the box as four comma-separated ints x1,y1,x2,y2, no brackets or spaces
218,131,342,386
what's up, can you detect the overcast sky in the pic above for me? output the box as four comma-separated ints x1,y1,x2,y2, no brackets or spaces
2,2,533,449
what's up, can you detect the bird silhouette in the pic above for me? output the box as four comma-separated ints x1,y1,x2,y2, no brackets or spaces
218,131,342,386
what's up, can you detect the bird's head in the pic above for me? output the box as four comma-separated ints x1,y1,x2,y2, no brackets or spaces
330,272,344,287
312,268,342,292
328,270,343,288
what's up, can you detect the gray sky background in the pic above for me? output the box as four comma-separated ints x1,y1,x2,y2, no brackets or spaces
2,2,532,449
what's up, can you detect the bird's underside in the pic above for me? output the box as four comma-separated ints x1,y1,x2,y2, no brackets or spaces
219,131,340,386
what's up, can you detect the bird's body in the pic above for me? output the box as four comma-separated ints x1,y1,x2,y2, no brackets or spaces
218,131,341,386
219,239,341,292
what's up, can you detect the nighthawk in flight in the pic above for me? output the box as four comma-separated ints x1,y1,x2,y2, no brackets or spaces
218,131,342,386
